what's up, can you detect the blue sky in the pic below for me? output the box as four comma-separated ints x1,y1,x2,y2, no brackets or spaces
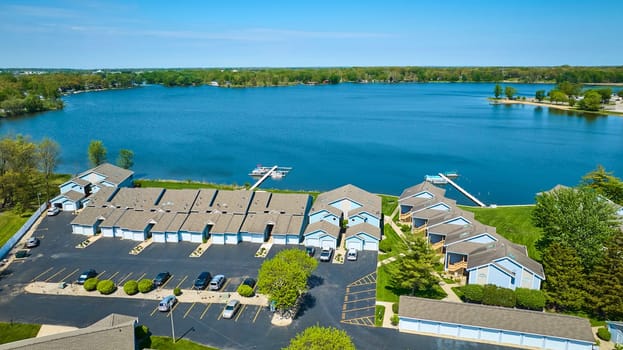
1,0,621,68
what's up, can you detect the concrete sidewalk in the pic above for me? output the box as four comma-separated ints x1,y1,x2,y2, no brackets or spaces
376,301,398,329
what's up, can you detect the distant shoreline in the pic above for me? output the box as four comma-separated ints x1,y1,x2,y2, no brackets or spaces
491,98,623,117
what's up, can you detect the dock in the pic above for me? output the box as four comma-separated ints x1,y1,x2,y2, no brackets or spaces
437,173,486,207
249,165,278,191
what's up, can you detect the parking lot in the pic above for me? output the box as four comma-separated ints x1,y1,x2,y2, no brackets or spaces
0,212,514,350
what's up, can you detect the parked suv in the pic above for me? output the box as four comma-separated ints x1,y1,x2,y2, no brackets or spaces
47,207,60,216
26,237,40,248
209,274,226,290
319,248,333,262
76,269,97,284
158,295,177,312
194,271,211,290
154,272,171,287
347,248,358,261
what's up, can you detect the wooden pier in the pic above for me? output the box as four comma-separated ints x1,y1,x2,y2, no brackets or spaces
249,165,278,191
437,173,486,207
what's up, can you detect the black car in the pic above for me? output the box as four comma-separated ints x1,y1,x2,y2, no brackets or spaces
154,272,171,287
76,269,97,284
305,246,316,257
240,277,256,289
194,271,211,290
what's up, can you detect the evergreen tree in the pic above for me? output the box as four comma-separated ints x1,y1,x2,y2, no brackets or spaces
587,234,623,320
541,243,587,312
581,165,623,205
387,235,439,296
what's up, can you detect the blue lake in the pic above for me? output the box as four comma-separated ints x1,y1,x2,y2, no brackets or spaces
1,83,622,204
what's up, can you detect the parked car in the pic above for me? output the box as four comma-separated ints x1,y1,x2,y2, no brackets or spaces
240,277,256,289
158,295,177,312
47,207,60,216
305,246,316,257
319,248,333,262
209,274,226,291
76,269,97,284
194,271,211,290
347,248,358,261
154,272,171,287
15,250,29,259
222,299,241,319
26,237,40,248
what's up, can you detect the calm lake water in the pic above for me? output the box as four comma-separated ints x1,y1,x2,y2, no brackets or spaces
1,83,622,204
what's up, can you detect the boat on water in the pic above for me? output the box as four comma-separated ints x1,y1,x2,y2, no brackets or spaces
249,165,273,177
443,170,459,178
249,165,292,179
425,175,448,185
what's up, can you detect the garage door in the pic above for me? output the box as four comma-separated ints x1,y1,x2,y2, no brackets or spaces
63,202,76,211
190,234,203,243
251,234,264,243
122,230,133,240
273,236,287,245
102,227,114,237
212,235,225,245
286,235,300,245
132,232,145,241
240,233,252,242
321,238,335,250
84,226,95,235
181,232,192,242
166,232,179,242
346,240,363,251
72,225,84,235
305,237,319,247
153,233,166,243
225,234,239,245
363,240,378,251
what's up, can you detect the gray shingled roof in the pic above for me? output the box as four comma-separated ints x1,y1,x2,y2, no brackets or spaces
108,188,164,210
399,296,594,343
273,215,305,235
190,189,218,212
465,237,545,278
99,208,126,228
304,220,341,238
345,222,381,240
240,212,278,233
180,212,219,233
210,190,252,214
211,213,245,234
312,184,381,219
115,210,162,231
79,163,133,187
444,223,497,245
157,189,200,213
85,187,117,207
399,181,446,201
265,192,311,215
247,191,272,213
71,207,114,226
62,190,86,202
151,212,187,233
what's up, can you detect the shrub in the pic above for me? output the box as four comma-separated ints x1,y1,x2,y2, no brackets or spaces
375,305,385,327
379,239,392,253
597,327,611,341
135,325,151,349
123,280,139,295
462,284,484,303
138,279,154,293
173,287,182,296
482,284,515,308
390,314,399,326
392,302,399,314
237,284,254,297
515,288,545,311
83,277,99,292
97,279,116,295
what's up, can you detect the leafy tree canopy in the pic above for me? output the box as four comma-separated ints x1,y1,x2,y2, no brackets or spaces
581,165,623,205
283,325,355,350
87,140,107,167
387,235,439,296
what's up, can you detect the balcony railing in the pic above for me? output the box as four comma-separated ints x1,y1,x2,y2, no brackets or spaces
399,212,412,222
447,260,467,272
431,240,445,251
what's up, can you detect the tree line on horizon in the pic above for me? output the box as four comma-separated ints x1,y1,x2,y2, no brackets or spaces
2,66,623,117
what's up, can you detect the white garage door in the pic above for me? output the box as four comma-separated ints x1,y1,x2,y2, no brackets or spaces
153,233,166,243
190,234,203,243
346,240,363,251
240,233,252,242
305,237,319,247
251,234,264,243
63,202,76,211
84,226,95,235
102,227,115,238
273,236,287,245
181,232,192,242
122,230,133,240
166,232,179,242
286,235,300,245
72,225,84,235
225,234,239,245
321,238,335,250
363,240,378,251
132,231,144,241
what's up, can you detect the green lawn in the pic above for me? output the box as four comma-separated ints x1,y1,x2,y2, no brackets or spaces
0,322,41,344
377,264,401,302
149,336,218,350
0,211,30,246
380,194,398,217
460,205,542,261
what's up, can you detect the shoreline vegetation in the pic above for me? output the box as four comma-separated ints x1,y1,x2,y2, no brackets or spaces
490,98,623,116
3,66,623,117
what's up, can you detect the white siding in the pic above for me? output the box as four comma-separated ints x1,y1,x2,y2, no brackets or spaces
419,320,439,334
500,331,522,344
102,227,115,238
181,232,192,242
153,233,166,243
251,234,264,243
63,202,76,211
320,237,336,250
190,234,203,243
363,240,378,251
273,236,287,245
544,337,568,349
286,235,300,245
439,324,459,337
212,235,225,245
84,226,95,235
480,329,500,342
240,233,253,242
224,234,239,245
132,231,144,241
458,326,480,339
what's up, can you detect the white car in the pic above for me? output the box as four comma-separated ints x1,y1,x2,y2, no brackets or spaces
347,248,358,261
319,248,333,262
158,295,177,312
222,299,240,319
47,207,60,216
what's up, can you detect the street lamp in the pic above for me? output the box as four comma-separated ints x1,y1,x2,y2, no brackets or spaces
170,306,176,344
37,192,41,208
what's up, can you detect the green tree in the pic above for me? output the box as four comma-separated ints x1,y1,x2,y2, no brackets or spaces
533,186,619,268
387,235,439,296
504,86,517,100
283,325,355,350
595,87,612,103
116,149,134,169
577,90,602,111
87,140,107,167
493,84,503,99
37,137,60,201
0,135,41,211
556,81,582,97
257,249,317,315
581,165,623,205
535,90,546,102
549,90,568,104
541,243,586,312
618,90,623,98
587,233,623,320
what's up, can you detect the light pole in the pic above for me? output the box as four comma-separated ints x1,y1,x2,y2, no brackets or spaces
170,306,175,344
37,192,41,208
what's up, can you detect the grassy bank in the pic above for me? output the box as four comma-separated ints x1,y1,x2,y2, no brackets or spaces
460,205,542,260
149,336,218,350
0,211,31,247
0,322,41,344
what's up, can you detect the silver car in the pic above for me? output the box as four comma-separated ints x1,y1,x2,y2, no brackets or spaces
222,299,240,319
158,295,177,312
